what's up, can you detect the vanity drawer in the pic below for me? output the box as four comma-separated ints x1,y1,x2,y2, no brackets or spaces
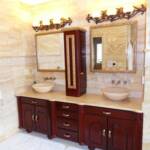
57,118,78,131
57,110,78,120
56,102,78,112
57,128,78,142
84,106,138,120
21,97,48,107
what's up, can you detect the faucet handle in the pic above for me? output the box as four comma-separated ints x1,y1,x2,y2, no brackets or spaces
44,77,49,81
50,77,56,80
117,80,121,85
123,80,128,85
111,80,115,84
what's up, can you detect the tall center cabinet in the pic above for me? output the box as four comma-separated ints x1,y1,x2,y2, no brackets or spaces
63,29,87,97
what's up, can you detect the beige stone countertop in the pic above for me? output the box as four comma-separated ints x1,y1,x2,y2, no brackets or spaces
16,89,143,113
143,143,150,150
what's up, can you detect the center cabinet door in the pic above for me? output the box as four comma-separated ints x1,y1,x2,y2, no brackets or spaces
108,118,136,150
84,114,107,150
35,106,49,134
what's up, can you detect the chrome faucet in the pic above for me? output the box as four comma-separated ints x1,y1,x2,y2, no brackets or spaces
44,77,56,81
111,80,121,85
116,80,121,85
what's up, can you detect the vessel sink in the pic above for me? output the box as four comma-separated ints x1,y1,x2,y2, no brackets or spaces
32,82,55,93
102,87,129,101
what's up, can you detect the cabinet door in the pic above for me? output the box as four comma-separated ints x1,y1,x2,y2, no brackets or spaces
64,30,86,97
108,118,136,150
22,103,34,132
84,114,107,150
35,106,49,134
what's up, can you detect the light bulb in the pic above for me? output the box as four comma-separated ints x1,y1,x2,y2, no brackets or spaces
92,11,100,17
32,20,40,27
42,19,50,25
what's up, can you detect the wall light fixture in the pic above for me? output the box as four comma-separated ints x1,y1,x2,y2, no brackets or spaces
32,17,72,32
86,4,146,24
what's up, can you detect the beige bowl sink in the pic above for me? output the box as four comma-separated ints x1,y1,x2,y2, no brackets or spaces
32,82,55,93
102,87,129,101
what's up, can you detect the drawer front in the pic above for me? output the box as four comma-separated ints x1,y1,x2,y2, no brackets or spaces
57,128,78,142
21,97,48,107
57,110,78,120
84,106,138,120
57,118,78,131
56,102,78,112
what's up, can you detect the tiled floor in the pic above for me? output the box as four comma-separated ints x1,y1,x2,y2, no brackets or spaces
2,130,150,150
1,131,150,150
0,131,97,150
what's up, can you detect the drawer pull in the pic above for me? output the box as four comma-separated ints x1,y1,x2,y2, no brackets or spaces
63,122,70,127
102,129,106,137
108,130,112,138
35,115,38,122
80,72,84,75
32,101,37,104
64,133,71,138
62,113,70,117
62,105,70,109
102,112,111,115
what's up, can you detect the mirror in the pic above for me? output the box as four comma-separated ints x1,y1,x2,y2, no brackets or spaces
90,22,137,73
35,31,65,72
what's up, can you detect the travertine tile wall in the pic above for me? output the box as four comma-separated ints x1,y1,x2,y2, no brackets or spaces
143,0,150,147
32,0,145,97
0,0,36,140
0,0,147,143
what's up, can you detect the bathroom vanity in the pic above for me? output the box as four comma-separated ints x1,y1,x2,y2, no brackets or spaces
17,90,143,150
26,23,144,150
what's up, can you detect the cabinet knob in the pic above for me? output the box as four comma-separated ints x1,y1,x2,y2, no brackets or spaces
108,130,112,138
80,72,84,75
102,129,106,137
102,112,111,115
63,122,70,127
62,105,70,109
64,133,71,138
62,113,70,117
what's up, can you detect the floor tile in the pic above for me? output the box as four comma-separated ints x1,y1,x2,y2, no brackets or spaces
0,131,90,150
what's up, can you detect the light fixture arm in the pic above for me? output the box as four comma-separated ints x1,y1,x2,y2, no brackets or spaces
86,4,146,24
32,17,72,32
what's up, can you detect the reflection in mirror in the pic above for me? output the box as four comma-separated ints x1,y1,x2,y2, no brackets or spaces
93,37,103,69
36,32,65,72
91,22,137,73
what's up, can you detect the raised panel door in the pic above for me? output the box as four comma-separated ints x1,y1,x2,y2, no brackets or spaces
22,103,35,132
84,114,107,150
35,106,49,134
108,118,136,150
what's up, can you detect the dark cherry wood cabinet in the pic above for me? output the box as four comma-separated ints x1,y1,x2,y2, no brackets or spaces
84,114,107,150
17,97,51,138
84,106,143,150
21,102,34,132
64,29,87,97
55,102,79,142
108,118,136,150
35,106,49,134
17,97,143,150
